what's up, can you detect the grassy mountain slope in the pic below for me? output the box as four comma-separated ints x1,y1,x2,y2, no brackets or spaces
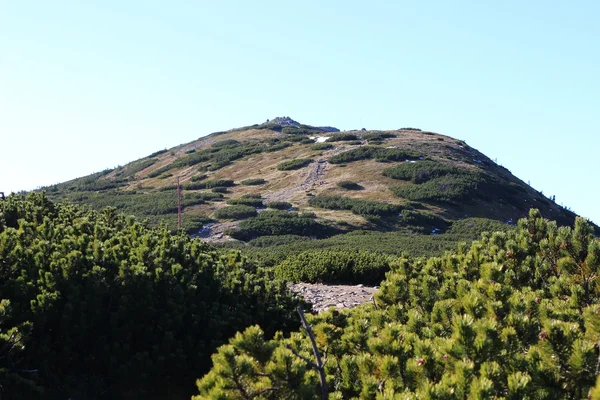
43,119,592,257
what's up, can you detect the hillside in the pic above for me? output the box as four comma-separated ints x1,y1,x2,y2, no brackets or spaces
43,117,592,257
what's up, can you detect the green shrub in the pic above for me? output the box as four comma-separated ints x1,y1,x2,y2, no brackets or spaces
227,197,264,207
241,193,262,199
390,173,487,202
185,148,196,154
311,143,334,151
247,235,310,247
363,132,396,141
157,185,177,192
147,165,172,178
148,149,168,157
190,174,208,182
211,139,240,148
446,217,512,239
398,210,449,233
328,146,421,164
383,161,462,183
122,158,158,177
183,182,208,190
190,191,224,202
214,205,258,220
282,135,305,142
308,195,401,217
326,133,359,142
211,186,229,193
274,250,393,285
228,211,338,241
256,123,283,132
267,201,292,210
337,181,363,190
204,179,235,188
277,159,312,171
265,142,292,152
240,178,267,186
281,127,320,135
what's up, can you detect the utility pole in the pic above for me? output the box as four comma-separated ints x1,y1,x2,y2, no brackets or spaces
177,177,182,229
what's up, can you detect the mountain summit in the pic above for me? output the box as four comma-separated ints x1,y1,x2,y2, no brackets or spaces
44,120,596,254
262,116,340,132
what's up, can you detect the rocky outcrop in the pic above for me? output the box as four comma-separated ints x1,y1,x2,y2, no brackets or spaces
289,283,378,313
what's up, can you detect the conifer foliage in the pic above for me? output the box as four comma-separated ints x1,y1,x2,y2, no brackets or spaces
196,210,600,399
0,193,299,399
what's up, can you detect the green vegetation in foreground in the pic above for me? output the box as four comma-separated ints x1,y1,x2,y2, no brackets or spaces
0,193,299,399
196,210,600,399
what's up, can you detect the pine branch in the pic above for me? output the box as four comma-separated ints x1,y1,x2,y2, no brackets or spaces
285,344,318,370
296,305,328,400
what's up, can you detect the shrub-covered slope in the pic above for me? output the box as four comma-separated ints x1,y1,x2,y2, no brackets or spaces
39,118,595,254
196,210,600,399
0,193,299,399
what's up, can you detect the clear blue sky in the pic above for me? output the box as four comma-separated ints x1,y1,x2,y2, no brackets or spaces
1,1,598,224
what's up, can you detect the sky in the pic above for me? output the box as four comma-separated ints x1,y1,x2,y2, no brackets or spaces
1,1,599,224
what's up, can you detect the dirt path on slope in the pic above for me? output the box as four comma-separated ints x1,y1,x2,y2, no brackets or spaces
200,144,355,242
289,283,379,313
264,145,350,204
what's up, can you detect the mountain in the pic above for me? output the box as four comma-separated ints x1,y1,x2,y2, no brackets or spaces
43,118,595,257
